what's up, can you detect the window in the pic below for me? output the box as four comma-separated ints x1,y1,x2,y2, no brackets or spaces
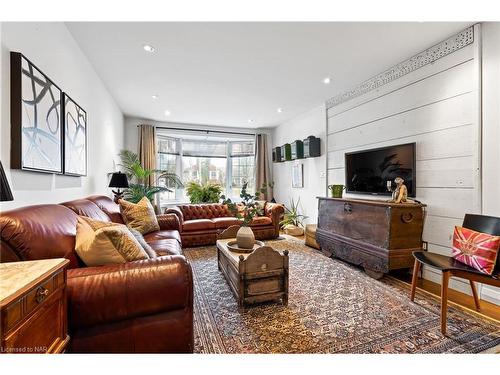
230,141,255,197
156,132,255,206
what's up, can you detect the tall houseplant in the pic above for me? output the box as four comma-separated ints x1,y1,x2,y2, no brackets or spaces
118,149,183,203
186,182,223,203
280,197,308,236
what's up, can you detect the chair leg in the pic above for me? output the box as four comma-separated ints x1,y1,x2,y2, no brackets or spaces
440,271,451,335
410,260,421,301
469,280,481,311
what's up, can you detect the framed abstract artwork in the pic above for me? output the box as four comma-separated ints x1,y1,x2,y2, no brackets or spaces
10,52,63,174
291,163,303,188
62,93,87,176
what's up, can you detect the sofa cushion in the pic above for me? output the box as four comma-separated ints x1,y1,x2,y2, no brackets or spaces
143,230,182,244
178,204,231,220
147,239,183,256
183,219,216,232
212,217,242,229
75,217,149,267
119,197,160,235
62,199,111,222
250,216,273,226
86,195,125,224
0,204,82,268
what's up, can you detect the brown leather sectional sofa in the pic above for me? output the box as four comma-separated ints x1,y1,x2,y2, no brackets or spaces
166,202,284,247
0,195,193,353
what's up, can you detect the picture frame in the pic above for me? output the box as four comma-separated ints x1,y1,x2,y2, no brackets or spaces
62,93,87,176
291,163,303,188
10,52,63,174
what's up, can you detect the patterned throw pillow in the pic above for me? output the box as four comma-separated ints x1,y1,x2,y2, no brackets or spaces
451,226,500,275
129,228,157,259
119,197,160,235
75,216,149,267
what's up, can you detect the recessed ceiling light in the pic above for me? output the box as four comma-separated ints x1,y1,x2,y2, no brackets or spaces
323,77,331,84
248,119,254,123
152,94,159,99
277,108,283,113
164,110,171,116
143,44,156,53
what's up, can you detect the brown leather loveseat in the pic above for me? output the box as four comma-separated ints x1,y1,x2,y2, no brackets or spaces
166,202,284,247
0,195,193,353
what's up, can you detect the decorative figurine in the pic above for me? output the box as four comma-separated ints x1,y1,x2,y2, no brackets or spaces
389,176,412,203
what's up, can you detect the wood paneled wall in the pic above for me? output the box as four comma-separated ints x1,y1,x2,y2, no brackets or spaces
326,25,487,299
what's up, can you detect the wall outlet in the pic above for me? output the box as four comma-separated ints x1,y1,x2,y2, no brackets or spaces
320,171,326,178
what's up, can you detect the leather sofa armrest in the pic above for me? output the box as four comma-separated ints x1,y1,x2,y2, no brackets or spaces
265,203,284,237
157,213,180,231
165,207,184,227
66,255,193,331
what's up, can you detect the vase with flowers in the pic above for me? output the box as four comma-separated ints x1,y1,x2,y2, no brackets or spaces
221,182,272,249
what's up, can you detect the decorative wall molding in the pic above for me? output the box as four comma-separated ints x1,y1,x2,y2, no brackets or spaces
326,27,474,109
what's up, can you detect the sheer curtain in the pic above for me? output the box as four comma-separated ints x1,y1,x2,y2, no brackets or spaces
254,133,273,201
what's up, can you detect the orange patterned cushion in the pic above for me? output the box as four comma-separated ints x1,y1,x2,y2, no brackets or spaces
451,226,500,275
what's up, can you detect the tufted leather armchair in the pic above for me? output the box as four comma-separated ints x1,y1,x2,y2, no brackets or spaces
0,195,193,353
166,202,284,247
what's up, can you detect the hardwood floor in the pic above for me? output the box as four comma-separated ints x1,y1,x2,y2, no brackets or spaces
395,272,500,321
285,233,500,321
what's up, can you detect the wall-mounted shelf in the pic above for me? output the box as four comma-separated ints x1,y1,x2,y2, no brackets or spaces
273,135,320,163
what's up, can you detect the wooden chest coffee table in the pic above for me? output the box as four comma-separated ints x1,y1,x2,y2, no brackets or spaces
216,238,289,309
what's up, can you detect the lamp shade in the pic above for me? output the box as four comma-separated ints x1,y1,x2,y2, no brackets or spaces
108,171,129,188
0,161,14,201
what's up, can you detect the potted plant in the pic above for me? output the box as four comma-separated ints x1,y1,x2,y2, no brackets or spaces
221,182,271,249
117,149,183,203
280,197,308,236
186,181,223,203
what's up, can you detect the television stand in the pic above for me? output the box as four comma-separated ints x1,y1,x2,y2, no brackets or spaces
316,197,426,279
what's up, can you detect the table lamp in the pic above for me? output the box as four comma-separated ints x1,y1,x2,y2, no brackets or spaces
108,171,129,203
0,161,14,201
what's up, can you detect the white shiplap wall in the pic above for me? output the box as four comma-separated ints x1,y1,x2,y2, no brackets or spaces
325,25,493,302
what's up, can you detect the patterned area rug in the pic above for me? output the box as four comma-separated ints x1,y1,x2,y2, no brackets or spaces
184,237,500,353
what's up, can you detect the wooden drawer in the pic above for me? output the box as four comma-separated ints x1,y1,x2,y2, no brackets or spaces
3,290,64,353
25,273,58,316
247,277,281,296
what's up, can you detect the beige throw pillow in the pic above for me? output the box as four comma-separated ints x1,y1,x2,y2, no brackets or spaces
119,197,160,235
75,216,149,267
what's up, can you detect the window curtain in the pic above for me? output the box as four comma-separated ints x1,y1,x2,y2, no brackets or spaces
138,124,157,187
254,133,273,201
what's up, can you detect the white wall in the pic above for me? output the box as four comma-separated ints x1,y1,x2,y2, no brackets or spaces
480,22,500,305
123,116,270,154
0,23,124,210
272,105,327,224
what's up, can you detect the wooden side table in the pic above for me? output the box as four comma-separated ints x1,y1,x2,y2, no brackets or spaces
1,258,70,354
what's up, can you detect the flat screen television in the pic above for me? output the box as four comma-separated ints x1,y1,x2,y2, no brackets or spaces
345,142,416,197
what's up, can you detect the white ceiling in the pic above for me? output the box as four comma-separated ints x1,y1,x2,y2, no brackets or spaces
67,22,472,128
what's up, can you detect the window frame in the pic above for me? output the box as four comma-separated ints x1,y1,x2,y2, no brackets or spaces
156,134,255,206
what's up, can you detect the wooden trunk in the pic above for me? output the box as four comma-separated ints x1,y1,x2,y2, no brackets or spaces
216,238,289,309
316,197,426,277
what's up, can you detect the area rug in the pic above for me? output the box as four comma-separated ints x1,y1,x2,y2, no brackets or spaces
184,237,500,353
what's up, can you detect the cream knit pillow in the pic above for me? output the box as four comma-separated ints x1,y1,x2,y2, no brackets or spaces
119,197,160,235
75,216,149,266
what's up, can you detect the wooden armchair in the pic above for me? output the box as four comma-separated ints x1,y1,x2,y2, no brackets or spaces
410,214,500,334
